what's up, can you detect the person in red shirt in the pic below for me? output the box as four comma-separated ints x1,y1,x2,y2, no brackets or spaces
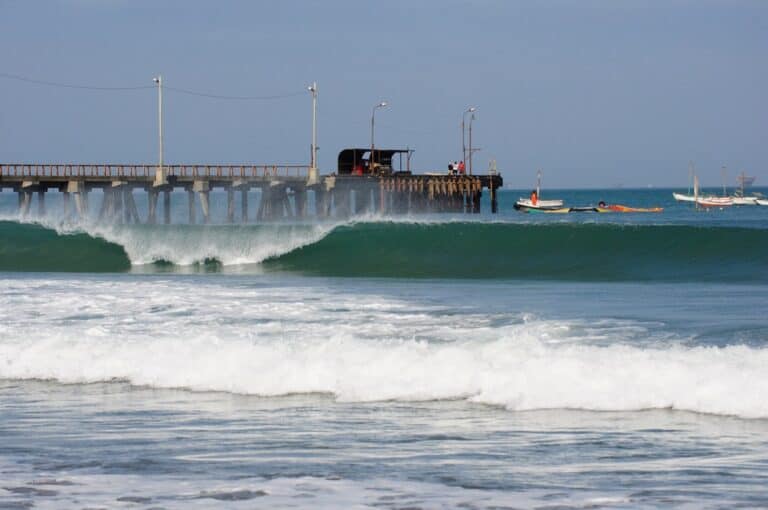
458,161,466,175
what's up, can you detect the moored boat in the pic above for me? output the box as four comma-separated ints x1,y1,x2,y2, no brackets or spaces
514,198,565,211
696,196,733,208
673,192,696,203
514,169,564,212
731,195,759,206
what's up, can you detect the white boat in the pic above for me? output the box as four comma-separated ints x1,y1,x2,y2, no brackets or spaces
673,192,696,203
696,196,733,208
514,198,565,211
731,195,759,206
514,169,564,211
757,199,768,206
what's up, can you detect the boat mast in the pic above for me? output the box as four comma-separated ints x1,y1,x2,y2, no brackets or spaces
688,161,694,196
694,174,699,211
721,165,727,197
536,168,542,199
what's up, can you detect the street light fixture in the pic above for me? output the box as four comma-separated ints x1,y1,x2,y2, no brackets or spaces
370,101,388,172
468,110,478,175
307,82,318,179
462,106,476,165
153,75,164,185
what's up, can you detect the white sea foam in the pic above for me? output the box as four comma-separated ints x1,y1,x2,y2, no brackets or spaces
2,330,767,419
0,276,765,419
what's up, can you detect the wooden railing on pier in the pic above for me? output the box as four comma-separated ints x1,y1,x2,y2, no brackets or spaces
0,163,310,179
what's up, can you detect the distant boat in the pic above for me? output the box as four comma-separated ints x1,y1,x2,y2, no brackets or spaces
672,192,696,203
757,199,768,206
689,174,732,208
696,196,733,208
514,169,564,211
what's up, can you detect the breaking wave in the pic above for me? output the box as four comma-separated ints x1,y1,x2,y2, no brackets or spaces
1,218,767,281
2,332,767,419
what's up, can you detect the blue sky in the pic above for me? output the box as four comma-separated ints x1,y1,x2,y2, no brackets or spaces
1,0,766,187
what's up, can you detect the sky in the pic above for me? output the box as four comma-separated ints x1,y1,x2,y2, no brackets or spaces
0,0,766,188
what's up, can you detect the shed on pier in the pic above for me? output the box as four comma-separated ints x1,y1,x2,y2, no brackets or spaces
337,148,412,176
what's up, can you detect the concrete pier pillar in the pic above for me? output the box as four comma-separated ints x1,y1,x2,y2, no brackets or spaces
241,188,248,223
19,191,32,217
294,188,307,218
114,187,124,223
97,189,111,221
279,187,292,218
37,190,45,217
163,190,171,224
66,181,87,219
63,192,72,219
227,187,235,223
193,181,210,224
200,192,210,223
123,188,137,223
74,192,88,219
147,190,158,224
187,189,196,224
314,188,327,218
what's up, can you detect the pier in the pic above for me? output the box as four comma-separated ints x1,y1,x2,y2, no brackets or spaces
0,157,502,223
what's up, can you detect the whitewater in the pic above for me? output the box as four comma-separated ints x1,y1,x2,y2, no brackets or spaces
2,188,768,508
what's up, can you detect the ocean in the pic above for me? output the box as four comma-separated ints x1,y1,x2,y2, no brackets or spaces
1,187,767,509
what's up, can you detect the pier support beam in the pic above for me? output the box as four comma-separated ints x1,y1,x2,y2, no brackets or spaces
18,191,32,217
314,187,328,218
147,190,158,224
241,188,248,223
62,191,72,219
227,187,235,223
37,190,45,217
67,181,88,219
187,189,196,224
163,190,171,224
124,188,140,224
193,181,210,224
294,188,307,218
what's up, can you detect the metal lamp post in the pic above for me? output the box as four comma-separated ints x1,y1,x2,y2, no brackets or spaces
370,101,388,171
462,106,476,165
307,82,318,184
468,110,477,175
153,75,164,185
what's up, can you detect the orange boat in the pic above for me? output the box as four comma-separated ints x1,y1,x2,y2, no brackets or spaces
596,204,663,213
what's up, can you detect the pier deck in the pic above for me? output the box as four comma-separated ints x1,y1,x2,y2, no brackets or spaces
1,163,502,222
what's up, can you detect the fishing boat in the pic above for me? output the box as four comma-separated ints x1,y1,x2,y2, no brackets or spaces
731,195,759,206
672,192,696,203
514,169,564,211
696,196,733,208
597,204,663,213
673,161,697,202
729,171,760,205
